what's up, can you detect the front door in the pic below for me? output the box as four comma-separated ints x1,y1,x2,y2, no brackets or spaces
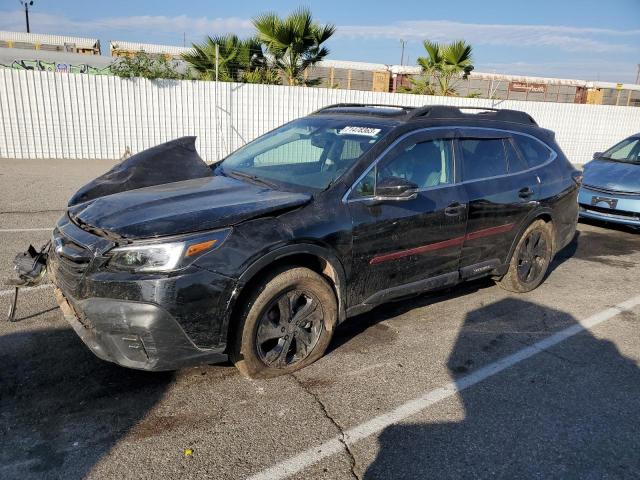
346,130,468,306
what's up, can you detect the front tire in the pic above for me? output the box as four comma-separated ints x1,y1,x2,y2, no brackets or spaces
497,220,554,293
231,267,337,379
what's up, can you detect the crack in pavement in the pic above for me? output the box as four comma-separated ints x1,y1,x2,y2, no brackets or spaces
290,373,361,480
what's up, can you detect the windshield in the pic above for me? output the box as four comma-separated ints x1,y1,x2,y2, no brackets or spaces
600,137,640,164
216,117,392,190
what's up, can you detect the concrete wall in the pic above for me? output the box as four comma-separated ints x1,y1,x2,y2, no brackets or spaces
1,69,639,165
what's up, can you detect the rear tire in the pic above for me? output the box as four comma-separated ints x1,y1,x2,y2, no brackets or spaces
231,267,337,379
497,220,554,293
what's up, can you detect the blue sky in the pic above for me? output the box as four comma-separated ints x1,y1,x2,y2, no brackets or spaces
1,0,639,82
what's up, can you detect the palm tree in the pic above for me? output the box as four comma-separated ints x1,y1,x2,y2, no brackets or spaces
182,35,275,83
253,7,335,86
415,40,474,96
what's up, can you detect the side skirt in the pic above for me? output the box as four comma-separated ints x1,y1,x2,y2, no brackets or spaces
346,271,459,317
345,261,509,319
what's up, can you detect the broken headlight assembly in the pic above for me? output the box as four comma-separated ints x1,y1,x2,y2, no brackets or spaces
106,228,231,273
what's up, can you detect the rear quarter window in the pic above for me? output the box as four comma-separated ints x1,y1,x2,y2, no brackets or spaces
505,138,529,173
513,135,553,168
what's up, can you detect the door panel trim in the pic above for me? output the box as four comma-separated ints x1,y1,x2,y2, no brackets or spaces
361,271,459,306
465,223,514,241
369,223,515,265
369,236,465,265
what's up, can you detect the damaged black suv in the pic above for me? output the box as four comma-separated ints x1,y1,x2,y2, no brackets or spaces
47,105,579,378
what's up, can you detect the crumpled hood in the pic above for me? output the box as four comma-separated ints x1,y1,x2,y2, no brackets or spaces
583,159,640,193
68,136,213,206
69,175,311,239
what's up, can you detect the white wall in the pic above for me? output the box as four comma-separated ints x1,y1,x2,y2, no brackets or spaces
1,69,639,164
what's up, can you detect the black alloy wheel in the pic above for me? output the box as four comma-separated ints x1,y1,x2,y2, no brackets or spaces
255,289,324,368
497,220,554,293
231,266,337,379
516,230,549,284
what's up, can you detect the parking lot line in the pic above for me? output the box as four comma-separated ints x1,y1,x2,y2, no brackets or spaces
0,284,53,297
248,294,640,480
0,228,52,232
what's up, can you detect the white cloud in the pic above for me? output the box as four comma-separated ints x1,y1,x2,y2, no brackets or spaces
337,20,640,53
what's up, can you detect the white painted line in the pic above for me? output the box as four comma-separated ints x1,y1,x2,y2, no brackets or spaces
249,295,640,480
0,227,52,232
0,283,53,297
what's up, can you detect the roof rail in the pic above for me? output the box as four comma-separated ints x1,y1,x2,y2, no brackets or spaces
313,103,412,114
408,105,538,126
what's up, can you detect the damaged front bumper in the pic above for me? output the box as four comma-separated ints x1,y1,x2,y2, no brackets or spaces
54,287,227,371
46,214,236,371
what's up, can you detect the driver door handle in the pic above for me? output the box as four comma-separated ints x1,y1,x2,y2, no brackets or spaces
445,202,466,216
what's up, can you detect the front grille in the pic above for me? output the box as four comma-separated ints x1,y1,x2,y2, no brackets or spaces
50,229,92,296
580,204,640,220
582,184,639,196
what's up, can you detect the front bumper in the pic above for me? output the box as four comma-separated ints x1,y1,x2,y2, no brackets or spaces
54,287,227,371
578,186,640,227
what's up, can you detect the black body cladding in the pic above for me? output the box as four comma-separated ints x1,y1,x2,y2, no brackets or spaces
49,105,579,370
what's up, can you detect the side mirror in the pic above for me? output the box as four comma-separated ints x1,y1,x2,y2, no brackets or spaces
593,152,603,159
375,176,419,201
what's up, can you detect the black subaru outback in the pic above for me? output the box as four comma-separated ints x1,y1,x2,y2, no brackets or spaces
46,105,579,378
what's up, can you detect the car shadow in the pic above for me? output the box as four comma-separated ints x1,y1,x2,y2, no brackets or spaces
0,326,173,479
363,297,640,479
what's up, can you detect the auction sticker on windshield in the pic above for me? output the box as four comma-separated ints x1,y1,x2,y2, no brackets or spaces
338,126,382,137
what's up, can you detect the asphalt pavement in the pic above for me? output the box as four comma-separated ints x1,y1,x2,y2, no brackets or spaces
1,158,639,480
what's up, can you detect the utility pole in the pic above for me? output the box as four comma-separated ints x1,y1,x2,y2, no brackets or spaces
20,1,34,33
399,39,406,66
636,64,640,85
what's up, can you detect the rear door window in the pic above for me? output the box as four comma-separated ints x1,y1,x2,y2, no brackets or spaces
459,138,508,181
513,135,552,167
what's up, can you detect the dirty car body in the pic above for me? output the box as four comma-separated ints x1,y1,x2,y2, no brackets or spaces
47,105,580,374
579,133,640,228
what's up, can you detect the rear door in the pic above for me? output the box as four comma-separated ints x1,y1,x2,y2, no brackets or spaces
346,129,467,305
457,128,539,276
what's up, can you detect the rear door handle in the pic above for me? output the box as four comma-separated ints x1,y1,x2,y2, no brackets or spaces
445,202,466,216
518,187,534,199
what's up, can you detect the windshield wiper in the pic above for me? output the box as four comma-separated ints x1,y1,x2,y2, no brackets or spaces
228,170,279,189
601,156,640,165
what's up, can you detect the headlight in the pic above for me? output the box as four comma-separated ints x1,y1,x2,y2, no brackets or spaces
107,228,231,273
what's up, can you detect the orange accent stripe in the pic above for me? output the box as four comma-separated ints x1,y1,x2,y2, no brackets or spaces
369,223,515,265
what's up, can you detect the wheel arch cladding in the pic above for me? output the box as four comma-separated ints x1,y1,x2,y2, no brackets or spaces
227,245,347,347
